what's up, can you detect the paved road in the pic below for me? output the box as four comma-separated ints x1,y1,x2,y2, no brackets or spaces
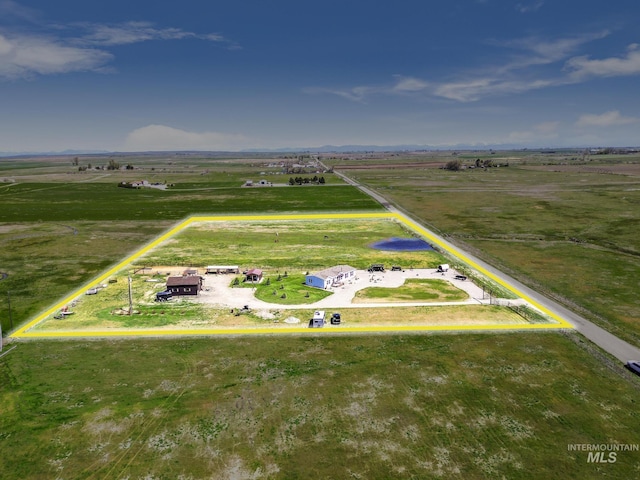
331,167,640,363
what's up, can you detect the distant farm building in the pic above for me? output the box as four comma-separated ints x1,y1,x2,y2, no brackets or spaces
183,268,198,276
306,265,356,289
166,276,203,296
244,268,263,283
206,265,240,274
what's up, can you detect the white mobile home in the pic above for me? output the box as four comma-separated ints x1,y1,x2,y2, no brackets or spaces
305,265,356,289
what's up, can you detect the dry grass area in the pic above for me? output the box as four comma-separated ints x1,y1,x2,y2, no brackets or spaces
2,333,640,479
34,304,526,331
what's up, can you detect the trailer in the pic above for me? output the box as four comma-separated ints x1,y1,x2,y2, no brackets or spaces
309,310,325,328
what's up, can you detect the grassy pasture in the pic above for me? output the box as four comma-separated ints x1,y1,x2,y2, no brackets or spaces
336,158,640,346
137,218,444,271
0,221,172,332
1,333,640,479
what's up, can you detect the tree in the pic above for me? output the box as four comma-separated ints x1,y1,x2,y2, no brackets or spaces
107,159,121,170
289,177,294,185
444,160,462,171
319,176,325,184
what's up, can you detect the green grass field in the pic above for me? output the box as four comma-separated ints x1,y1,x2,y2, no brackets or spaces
1,333,639,479
138,218,445,272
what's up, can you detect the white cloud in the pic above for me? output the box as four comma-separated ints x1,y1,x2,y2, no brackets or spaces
575,110,639,127
516,1,544,13
392,76,429,92
434,77,554,102
0,5,237,80
0,32,112,79
75,21,227,47
302,85,379,103
304,76,429,103
307,31,611,104
566,44,640,79
123,125,251,151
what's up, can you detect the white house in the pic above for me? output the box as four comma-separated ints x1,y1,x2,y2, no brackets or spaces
306,265,356,289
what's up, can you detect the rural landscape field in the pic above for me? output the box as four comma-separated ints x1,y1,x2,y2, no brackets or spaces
1,151,640,478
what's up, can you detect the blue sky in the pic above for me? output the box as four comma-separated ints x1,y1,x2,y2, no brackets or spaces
1,0,640,152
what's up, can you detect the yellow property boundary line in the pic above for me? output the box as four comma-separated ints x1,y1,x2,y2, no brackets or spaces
11,212,573,339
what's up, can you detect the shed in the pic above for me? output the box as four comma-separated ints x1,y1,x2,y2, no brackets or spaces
183,268,198,276
245,268,263,283
166,275,202,296
306,265,356,289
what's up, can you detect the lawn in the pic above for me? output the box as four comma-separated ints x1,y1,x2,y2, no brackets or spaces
354,278,469,303
245,273,333,305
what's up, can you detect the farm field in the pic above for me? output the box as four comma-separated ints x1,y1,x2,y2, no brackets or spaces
1,333,639,479
328,153,640,347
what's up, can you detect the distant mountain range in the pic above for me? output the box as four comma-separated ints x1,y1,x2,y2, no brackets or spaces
0,149,111,158
1,144,638,157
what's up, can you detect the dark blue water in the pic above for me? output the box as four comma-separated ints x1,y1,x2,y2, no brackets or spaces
370,237,434,251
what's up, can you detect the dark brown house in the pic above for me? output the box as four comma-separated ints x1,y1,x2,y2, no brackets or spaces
166,276,203,296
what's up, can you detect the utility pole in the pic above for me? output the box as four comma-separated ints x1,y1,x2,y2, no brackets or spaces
128,276,133,315
7,291,13,330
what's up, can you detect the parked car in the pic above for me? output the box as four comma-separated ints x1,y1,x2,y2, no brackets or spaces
331,312,341,325
625,361,640,376
391,266,402,271
155,291,172,302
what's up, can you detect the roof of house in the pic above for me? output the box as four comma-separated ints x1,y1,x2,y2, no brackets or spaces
310,265,356,280
166,276,201,287
245,268,263,276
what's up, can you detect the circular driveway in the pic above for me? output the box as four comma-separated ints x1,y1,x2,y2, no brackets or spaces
193,268,495,310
